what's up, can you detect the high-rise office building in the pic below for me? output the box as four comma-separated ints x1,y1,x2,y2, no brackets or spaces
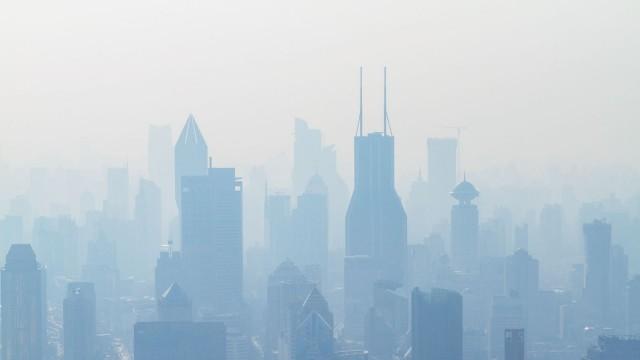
489,295,524,360
175,114,208,210
63,282,96,360
265,260,314,360
584,336,640,360
345,68,407,340
539,204,564,252
450,177,479,269
148,124,173,195
513,224,528,252
1,244,47,360
105,166,129,220
32,216,79,279
155,249,183,299
406,171,429,244
426,137,457,228
628,276,640,335
610,245,629,330
411,287,463,360
505,249,539,309
265,193,293,270
504,329,525,360
0,215,23,265
291,118,349,250
134,321,226,360
583,219,611,325
292,175,329,285
158,282,193,322
292,118,322,197
134,178,162,280
289,288,335,360
181,167,243,314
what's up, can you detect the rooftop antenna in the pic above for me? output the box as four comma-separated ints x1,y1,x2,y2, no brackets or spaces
209,156,213,169
383,66,393,136
356,66,364,137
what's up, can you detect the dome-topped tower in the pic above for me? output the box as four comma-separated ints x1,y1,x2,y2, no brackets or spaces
450,175,479,204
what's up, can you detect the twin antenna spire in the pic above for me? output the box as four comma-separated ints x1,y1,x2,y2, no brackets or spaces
356,66,392,137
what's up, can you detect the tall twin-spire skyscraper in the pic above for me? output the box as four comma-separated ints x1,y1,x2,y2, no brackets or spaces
344,67,408,340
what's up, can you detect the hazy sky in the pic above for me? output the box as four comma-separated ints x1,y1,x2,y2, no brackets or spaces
1,0,639,193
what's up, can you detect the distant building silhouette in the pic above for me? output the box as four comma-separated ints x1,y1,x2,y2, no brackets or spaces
426,138,457,229
1,244,46,360
628,276,640,335
134,321,226,360
32,216,79,279
134,178,162,280
63,282,96,360
585,336,640,360
406,171,429,244
450,177,479,269
513,224,528,252
265,193,293,270
345,68,407,340
411,287,463,360
583,219,611,325
504,329,524,360
148,124,173,199
181,167,243,314
291,118,349,251
292,175,329,286
105,166,129,220
505,249,539,332
610,245,629,330
174,114,208,210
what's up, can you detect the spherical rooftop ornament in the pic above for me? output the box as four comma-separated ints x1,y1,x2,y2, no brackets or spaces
451,175,479,202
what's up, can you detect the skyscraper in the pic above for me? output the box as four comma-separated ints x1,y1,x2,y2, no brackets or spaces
411,287,463,360
583,219,611,325
105,166,129,220
450,177,479,269
63,282,96,360
134,321,226,360
181,167,243,314
155,249,183,299
292,175,329,285
265,193,293,270
158,282,193,322
513,224,528,252
134,178,162,280
265,260,314,360
292,118,322,198
504,329,525,360
174,114,208,210
406,171,429,244
505,249,539,310
1,244,46,360
489,295,524,360
289,288,335,360
148,124,173,195
291,118,349,250
628,276,640,335
426,137,457,228
345,68,407,340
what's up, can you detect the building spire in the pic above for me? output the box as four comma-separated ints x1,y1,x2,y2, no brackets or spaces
383,66,392,136
356,66,364,137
